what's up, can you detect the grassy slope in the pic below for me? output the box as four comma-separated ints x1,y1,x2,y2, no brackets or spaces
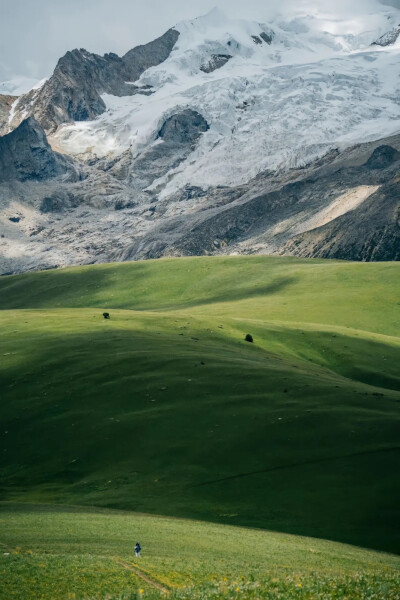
1,503,399,600
0,257,399,553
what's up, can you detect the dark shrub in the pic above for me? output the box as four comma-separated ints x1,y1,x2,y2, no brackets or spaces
245,334,253,343
103,312,110,319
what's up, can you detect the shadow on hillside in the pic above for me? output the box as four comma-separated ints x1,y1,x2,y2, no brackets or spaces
0,264,145,310
0,325,399,554
0,263,297,311
173,276,298,310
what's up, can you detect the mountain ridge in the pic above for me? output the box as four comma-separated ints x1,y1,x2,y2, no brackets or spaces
9,28,180,133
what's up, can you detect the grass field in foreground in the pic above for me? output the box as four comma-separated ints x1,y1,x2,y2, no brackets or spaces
0,256,400,555
1,503,399,600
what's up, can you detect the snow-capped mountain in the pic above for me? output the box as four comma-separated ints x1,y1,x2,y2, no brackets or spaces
15,7,400,190
1,4,400,273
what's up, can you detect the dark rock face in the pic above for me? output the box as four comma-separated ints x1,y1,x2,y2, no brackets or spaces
40,191,77,213
260,32,274,45
365,145,400,170
282,182,400,261
12,29,180,132
123,28,180,80
0,117,70,182
178,185,208,201
129,110,209,190
158,109,209,144
278,145,400,261
200,54,232,73
251,31,274,46
373,25,400,47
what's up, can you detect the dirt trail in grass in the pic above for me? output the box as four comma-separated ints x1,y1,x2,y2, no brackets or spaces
116,559,170,594
0,542,171,593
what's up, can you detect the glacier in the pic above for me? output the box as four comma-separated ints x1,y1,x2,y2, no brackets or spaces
50,6,400,197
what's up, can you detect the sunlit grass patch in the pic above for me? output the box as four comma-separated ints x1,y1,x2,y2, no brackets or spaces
1,504,399,599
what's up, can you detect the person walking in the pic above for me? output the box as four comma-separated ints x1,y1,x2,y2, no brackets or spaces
135,542,142,557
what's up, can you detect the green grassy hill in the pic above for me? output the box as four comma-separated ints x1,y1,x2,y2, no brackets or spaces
1,256,399,553
1,503,399,600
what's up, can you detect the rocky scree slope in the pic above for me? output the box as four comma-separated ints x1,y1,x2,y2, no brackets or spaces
281,146,400,261
1,132,399,275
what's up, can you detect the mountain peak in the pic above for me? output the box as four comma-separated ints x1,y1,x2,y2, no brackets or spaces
10,28,180,133
194,7,228,24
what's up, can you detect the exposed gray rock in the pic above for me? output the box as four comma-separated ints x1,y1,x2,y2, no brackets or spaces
365,145,400,169
40,190,78,213
118,135,400,262
161,179,330,257
260,31,274,45
123,29,180,80
0,117,72,183
1,131,399,276
158,110,209,144
114,199,137,211
95,149,133,181
11,29,180,133
126,109,209,191
373,25,400,46
177,186,208,201
0,94,16,135
251,31,274,46
281,182,400,261
200,54,232,73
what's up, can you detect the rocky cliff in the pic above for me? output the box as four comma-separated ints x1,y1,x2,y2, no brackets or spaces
11,29,179,133
0,117,73,182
